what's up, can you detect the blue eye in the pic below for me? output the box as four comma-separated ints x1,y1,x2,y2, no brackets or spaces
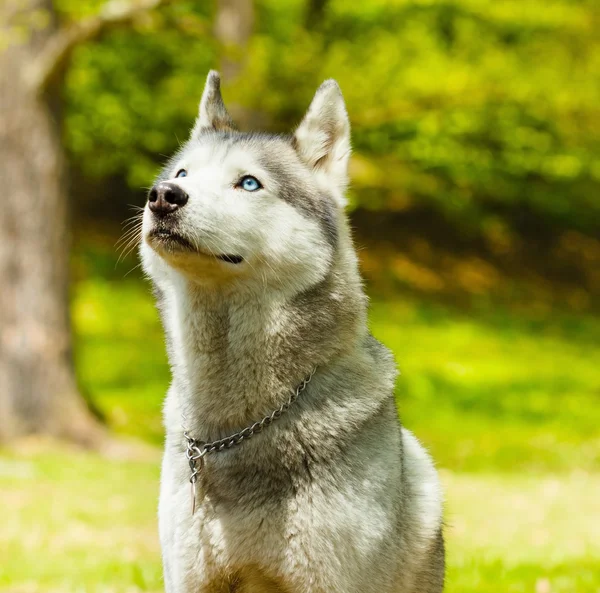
175,169,187,178
238,175,262,192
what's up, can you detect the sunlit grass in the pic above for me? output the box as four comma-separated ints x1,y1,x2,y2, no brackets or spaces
0,445,162,593
443,471,600,592
370,300,600,472
0,447,598,593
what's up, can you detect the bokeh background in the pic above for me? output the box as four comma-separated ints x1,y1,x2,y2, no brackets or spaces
1,0,599,591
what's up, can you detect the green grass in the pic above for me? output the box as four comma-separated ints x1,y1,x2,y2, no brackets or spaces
370,300,600,473
1,268,598,592
0,446,162,593
0,448,598,592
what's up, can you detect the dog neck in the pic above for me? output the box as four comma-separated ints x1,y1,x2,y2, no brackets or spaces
160,254,366,439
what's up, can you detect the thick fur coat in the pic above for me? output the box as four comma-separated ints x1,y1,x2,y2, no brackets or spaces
140,71,444,593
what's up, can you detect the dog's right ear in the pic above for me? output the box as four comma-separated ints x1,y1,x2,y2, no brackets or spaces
191,70,236,137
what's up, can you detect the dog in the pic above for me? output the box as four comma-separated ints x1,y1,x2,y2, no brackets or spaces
140,70,444,593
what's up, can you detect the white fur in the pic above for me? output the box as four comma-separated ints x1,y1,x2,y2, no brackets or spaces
402,428,444,542
141,73,444,593
142,142,332,296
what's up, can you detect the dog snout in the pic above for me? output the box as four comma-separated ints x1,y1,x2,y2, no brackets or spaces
148,182,189,216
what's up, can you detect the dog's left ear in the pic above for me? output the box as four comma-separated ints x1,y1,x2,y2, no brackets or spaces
191,70,236,137
293,80,351,205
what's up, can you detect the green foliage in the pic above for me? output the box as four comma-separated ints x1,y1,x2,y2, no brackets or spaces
65,2,216,188
63,0,600,233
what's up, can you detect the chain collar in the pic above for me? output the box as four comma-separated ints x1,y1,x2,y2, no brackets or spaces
183,368,316,514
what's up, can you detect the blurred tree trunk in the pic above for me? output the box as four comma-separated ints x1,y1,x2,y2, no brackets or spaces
214,0,254,84
214,0,256,129
0,0,99,444
306,0,328,28
0,0,170,444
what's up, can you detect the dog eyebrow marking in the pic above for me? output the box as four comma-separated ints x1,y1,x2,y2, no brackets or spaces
258,155,338,249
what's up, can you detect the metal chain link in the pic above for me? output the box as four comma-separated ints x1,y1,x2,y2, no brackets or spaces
184,368,316,512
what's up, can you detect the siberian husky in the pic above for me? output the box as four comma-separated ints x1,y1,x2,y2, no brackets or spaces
140,70,444,593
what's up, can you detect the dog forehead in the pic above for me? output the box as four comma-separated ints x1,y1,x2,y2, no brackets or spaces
188,133,291,163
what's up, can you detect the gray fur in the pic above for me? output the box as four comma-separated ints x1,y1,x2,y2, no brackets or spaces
192,70,236,135
140,71,444,593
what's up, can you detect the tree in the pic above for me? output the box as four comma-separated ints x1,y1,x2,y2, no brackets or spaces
0,0,171,444
215,0,254,83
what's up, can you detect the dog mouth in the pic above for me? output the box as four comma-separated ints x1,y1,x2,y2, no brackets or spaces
148,228,192,247
216,254,244,264
147,229,244,264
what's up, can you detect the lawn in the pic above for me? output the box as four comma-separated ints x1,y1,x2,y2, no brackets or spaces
1,448,597,593
0,270,598,592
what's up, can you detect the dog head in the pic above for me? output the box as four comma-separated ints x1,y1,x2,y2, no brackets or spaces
141,71,351,295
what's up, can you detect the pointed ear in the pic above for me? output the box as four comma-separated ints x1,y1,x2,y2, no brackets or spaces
191,70,236,137
292,80,351,205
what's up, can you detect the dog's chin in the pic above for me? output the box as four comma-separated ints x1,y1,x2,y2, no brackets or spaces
147,228,195,253
145,229,245,267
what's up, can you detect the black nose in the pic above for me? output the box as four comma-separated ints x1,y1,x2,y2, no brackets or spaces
148,182,189,216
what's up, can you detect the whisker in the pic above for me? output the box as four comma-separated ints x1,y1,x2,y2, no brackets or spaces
115,225,142,248
121,219,143,232
121,215,143,228
116,232,141,258
116,237,142,267
115,215,143,266
123,262,143,278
